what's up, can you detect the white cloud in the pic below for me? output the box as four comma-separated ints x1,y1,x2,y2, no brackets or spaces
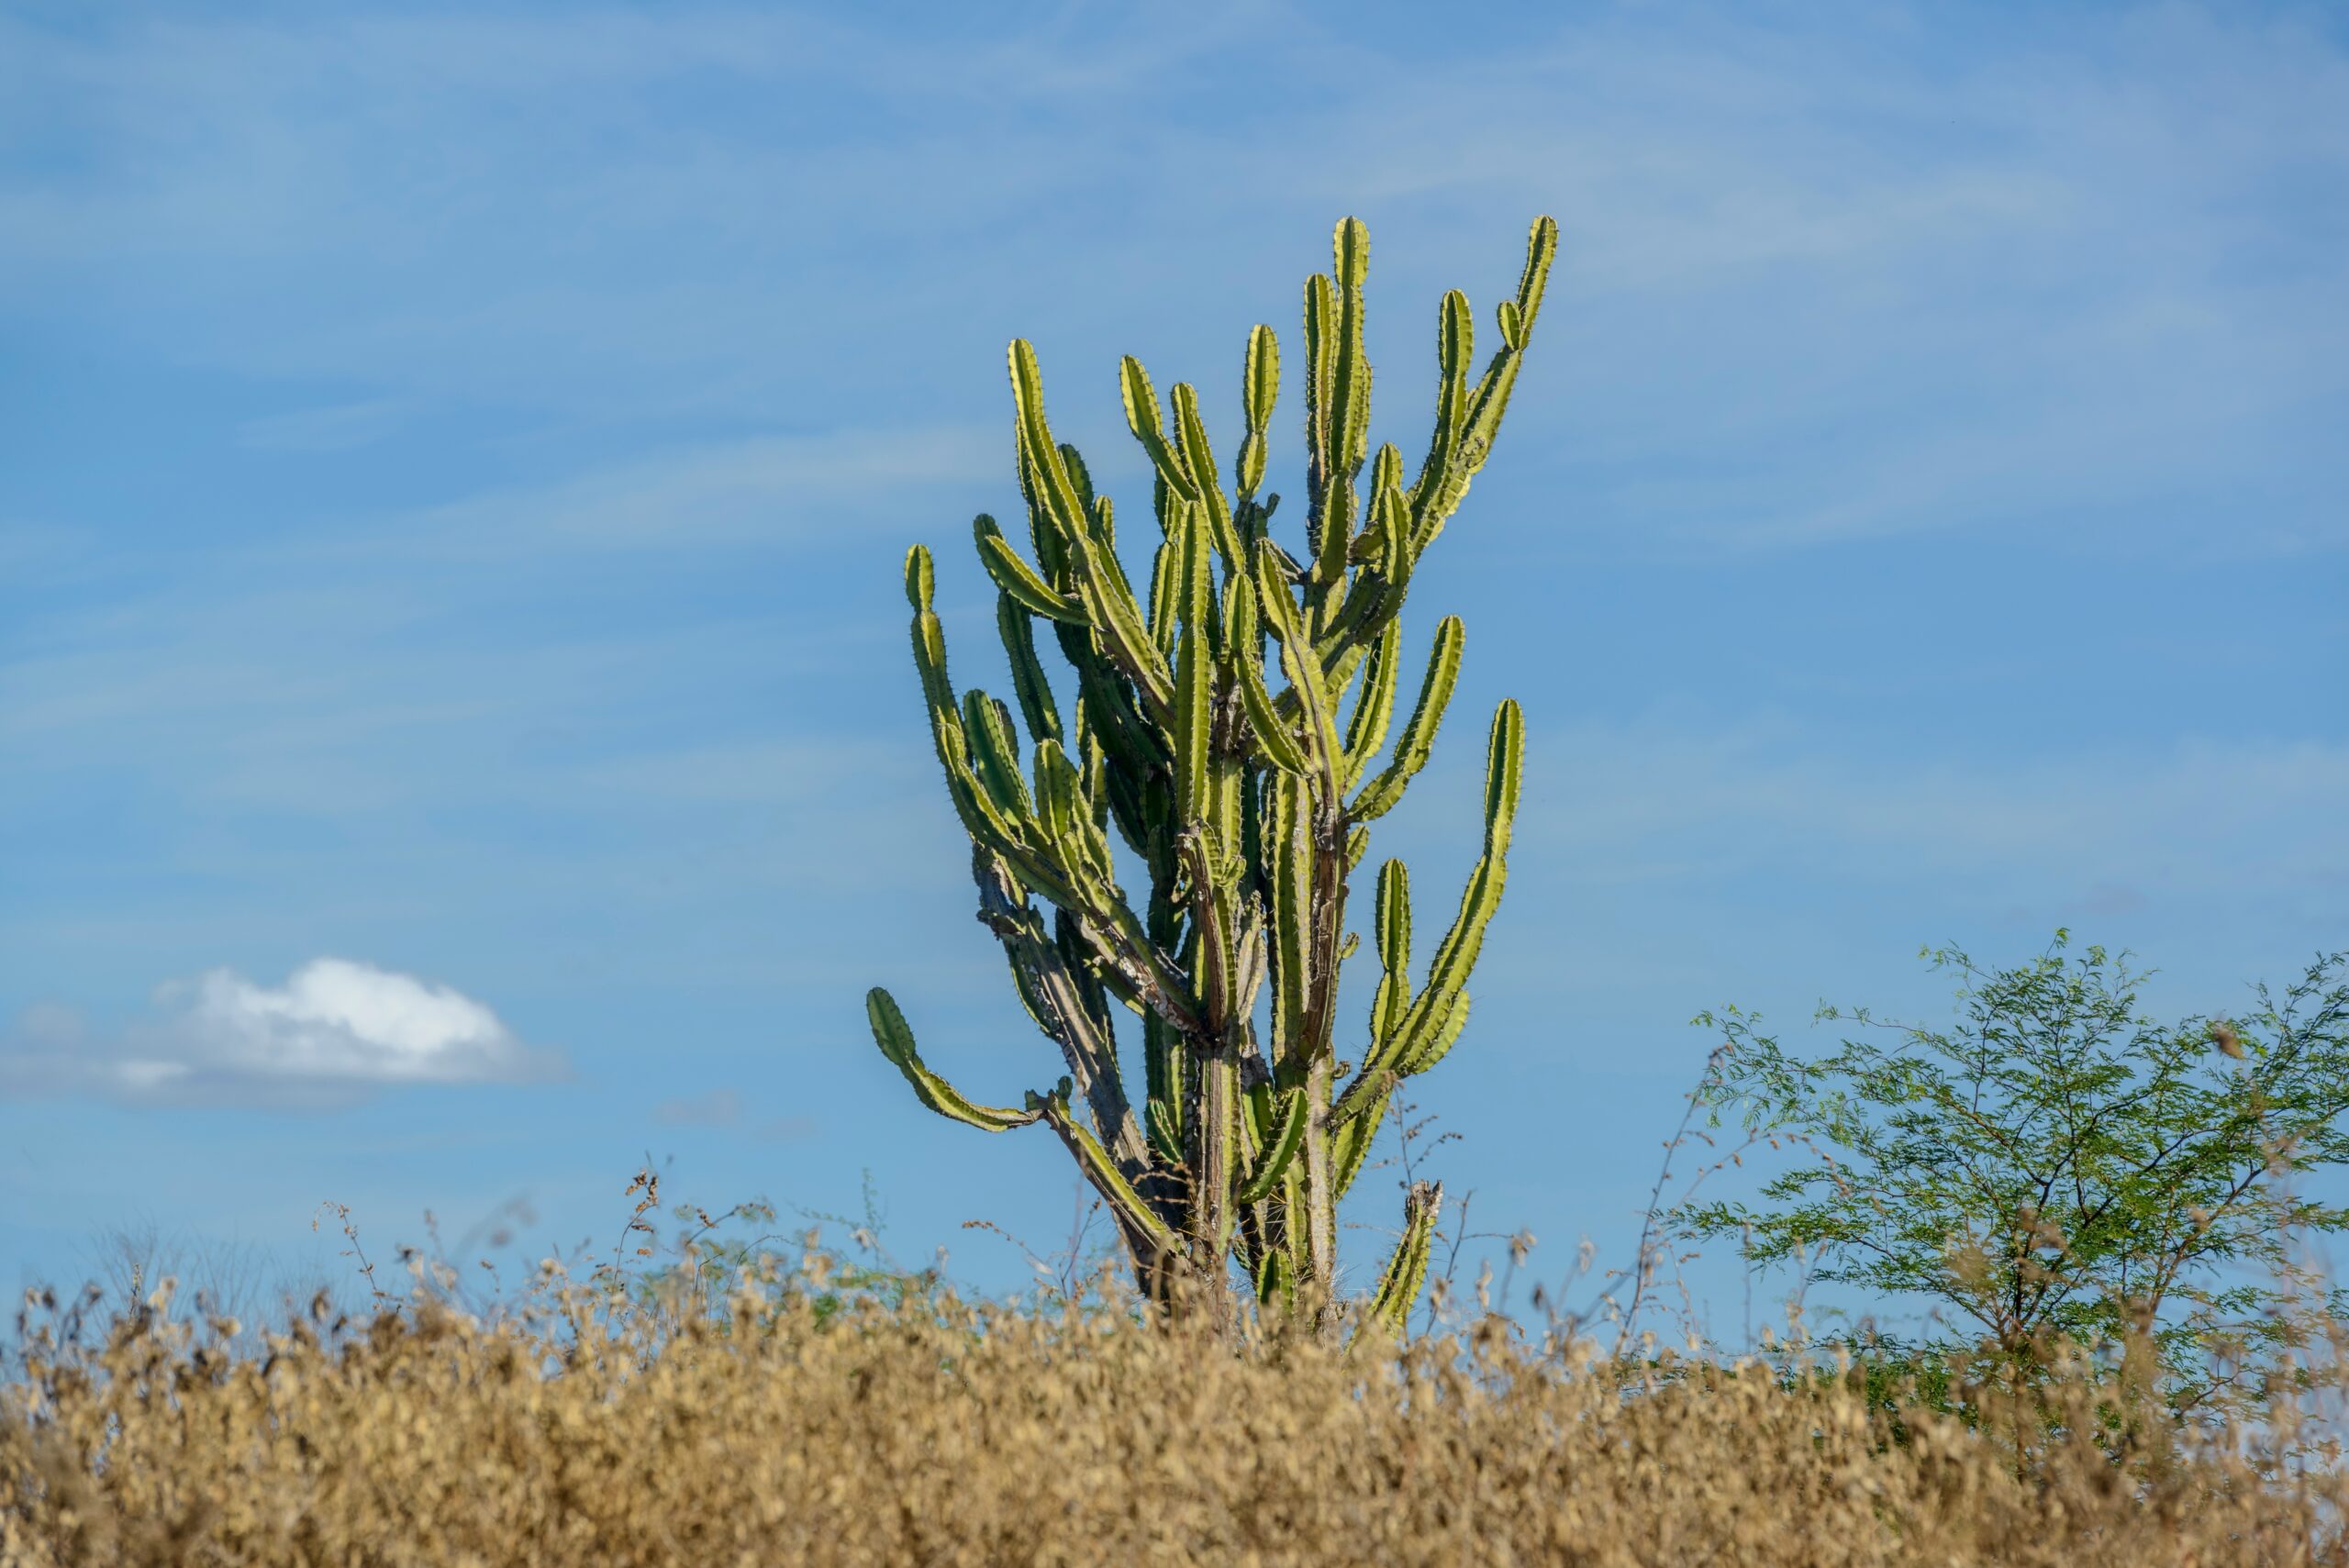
0,958,565,1107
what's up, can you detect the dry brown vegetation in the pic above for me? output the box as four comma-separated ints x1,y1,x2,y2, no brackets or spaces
5,1251,2345,1568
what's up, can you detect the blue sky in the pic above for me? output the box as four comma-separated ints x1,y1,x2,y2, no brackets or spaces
2,0,2343,1332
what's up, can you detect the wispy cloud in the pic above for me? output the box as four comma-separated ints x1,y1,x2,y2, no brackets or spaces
653,1086,743,1127
651,1086,818,1141
388,424,1003,554
1529,719,2349,895
6,4,2340,552
0,958,567,1108
237,399,406,453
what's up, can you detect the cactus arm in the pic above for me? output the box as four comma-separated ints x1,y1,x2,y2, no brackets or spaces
1171,505,1214,828
1179,818,1247,1269
1236,324,1278,505
864,988,1041,1132
974,852,1149,1174
960,689,1031,821
916,552,1201,1046
907,549,1071,898
1512,213,1558,340
1119,355,1201,504
1327,1059,1399,1131
1030,1080,1182,1262
1194,1043,1241,1257
1086,492,1150,618
1331,1091,1387,1199
1413,217,1557,550
1070,904,1209,1042
1254,1250,1294,1311
1170,383,1245,571
930,602,1208,1047
1010,340,1174,715
1147,539,1181,661
1330,442,1402,614
996,594,1064,749
1415,699,1522,1004
1148,1108,1185,1168
1030,738,1085,860
1361,1181,1443,1340
1341,699,1520,1106
1315,473,1418,670
1327,854,1419,1144
1399,989,1471,1077
1231,604,1312,777
1300,271,1336,561
1372,858,1413,1040
1311,218,1372,606
1341,619,1402,791
1233,1084,1308,1205
1407,289,1474,528
974,514,1085,625
1265,773,1313,1073
1347,616,1464,823
1253,541,1345,803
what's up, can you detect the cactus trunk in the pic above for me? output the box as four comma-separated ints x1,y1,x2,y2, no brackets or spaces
866,216,1556,1331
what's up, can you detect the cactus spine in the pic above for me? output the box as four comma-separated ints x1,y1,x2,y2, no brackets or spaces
869,216,1556,1329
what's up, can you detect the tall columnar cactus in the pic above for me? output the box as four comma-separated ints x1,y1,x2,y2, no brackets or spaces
868,216,1555,1328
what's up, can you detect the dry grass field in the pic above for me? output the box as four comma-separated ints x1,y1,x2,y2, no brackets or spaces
5,1251,2344,1568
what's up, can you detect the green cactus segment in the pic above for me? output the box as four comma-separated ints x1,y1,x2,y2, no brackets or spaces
1171,504,1215,827
1238,324,1279,501
1364,1181,1443,1339
1031,1080,1181,1260
1254,1247,1295,1311
1415,217,1558,550
1234,1084,1309,1205
865,989,1041,1132
1408,290,1474,526
1341,620,1401,790
1372,858,1413,1044
996,594,1063,749
974,514,1085,624
1146,1095,1184,1167
1233,589,1310,777
962,690,1030,819
871,217,1551,1326
1349,617,1464,822
1331,1093,1386,1199
1170,383,1244,568
1419,700,1522,1006
1119,355,1199,504
1330,705,1520,1129
1513,215,1559,336
1399,988,1472,1077
1255,542,1344,799
1267,773,1314,1067
1012,339,1173,714
1314,217,1372,595
1196,1051,1241,1250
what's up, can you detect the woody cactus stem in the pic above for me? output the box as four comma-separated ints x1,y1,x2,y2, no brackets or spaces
867,216,1553,1329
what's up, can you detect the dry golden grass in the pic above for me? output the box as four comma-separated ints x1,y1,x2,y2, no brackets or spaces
4,1256,2344,1568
